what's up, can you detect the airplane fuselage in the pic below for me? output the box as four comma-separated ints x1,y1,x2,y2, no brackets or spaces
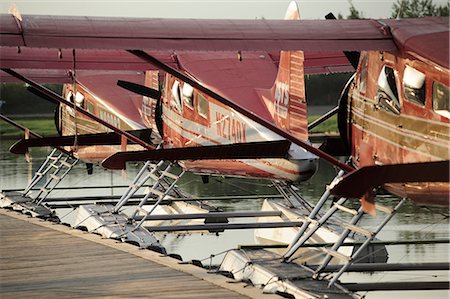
342,51,450,205
160,74,317,181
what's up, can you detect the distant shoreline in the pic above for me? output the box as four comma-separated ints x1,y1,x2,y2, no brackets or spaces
0,113,53,119
0,108,338,140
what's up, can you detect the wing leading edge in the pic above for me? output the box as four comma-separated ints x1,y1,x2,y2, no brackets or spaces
2,14,396,52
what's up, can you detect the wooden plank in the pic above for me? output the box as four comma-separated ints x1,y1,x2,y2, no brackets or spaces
0,211,258,299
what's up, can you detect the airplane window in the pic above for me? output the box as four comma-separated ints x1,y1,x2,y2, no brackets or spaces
182,83,194,108
377,65,401,114
403,66,426,106
433,81,450,118
86,101,95,113
66,90,74,103
197,93,209,118
75,91,85,108
171,81,182,112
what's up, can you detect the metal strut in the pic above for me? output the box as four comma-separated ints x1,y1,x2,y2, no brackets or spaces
283,169,346,260
281,168,407,288
325,198,406,287
23,148,79,204
112,159,185,226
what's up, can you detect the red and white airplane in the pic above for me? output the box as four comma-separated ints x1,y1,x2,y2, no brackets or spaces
1,2,448,210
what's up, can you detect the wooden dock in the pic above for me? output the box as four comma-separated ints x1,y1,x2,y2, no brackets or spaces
0,209,279,299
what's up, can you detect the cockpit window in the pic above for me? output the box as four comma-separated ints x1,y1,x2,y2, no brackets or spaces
403,66,426,106
66,90,74,103
182,83,194,108
433,81,449,118
377,65,401,114
197,93,209,118
170,80,182,112
86,101,95,113
75,91,85,108
66,90,85,108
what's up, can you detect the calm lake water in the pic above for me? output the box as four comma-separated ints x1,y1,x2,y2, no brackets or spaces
0,139,448,298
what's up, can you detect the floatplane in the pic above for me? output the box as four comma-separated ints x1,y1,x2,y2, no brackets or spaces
0,1,449,297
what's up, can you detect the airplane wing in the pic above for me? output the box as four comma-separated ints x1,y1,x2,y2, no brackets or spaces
329,161,450,214
1,14,396,52
0,47,177,75
1,14,448,68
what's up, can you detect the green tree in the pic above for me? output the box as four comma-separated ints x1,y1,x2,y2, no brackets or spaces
392,0,449,18
347,0,363,19
0,83,60,116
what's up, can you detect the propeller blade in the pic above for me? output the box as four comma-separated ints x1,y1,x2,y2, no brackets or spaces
102,140,292,170
117,80,161,99
9,129,153,154
329,160,450,213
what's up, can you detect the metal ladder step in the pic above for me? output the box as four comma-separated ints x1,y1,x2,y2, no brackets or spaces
160,171,179,180
339,222,374,238
60,160,76,168
375,204,393,214
333,203,358,216
320,248,351,262
148,188,165,197
50,174,61,181
327,198,407,287
49,163,60,169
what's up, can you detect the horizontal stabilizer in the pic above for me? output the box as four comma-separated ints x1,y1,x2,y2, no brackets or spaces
10,129,152,154
330,160,450,198
102,140,292,170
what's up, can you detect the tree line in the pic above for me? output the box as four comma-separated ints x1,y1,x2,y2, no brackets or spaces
0,83,59,116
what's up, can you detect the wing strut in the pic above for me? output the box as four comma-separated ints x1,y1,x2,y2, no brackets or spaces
127,50,354,173
1,68,155,151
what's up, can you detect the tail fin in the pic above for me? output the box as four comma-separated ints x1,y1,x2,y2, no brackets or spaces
271,1,308,140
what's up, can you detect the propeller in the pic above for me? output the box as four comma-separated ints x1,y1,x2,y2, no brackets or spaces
117,80,161,99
